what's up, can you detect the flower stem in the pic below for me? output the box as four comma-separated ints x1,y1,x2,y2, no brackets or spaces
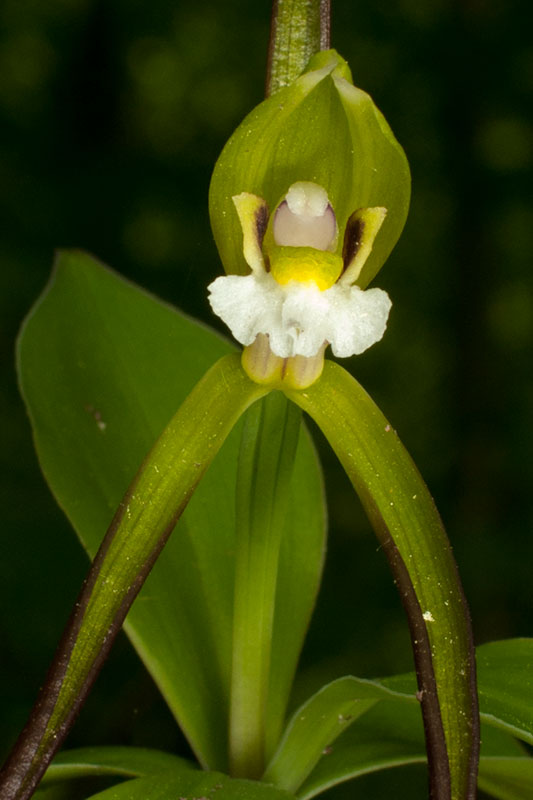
229,394,301,777
227,0,330,778
267,0,331,95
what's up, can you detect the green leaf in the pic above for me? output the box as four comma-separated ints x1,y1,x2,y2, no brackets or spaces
42,747,194,784
263,676,409,792
268,405,326,758
295,696,529,800
280,637,533,795
382,638,533,746
296,697,425,799
477,758,533,800
37,641,533,800
284,361,478,800
476,639,533,745
83,770,296,800
230,395,308,777
14,252,325,773
33,787,71,800
279,638,530,798
209,49,410,287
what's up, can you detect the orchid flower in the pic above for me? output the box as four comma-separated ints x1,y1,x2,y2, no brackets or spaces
208,182,391,388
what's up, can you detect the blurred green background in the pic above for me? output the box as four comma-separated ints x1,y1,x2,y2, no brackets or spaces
1,0,531,797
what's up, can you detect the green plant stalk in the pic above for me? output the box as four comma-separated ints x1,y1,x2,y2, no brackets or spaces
284,361,479,800
0,354,267,800
226,0,330,779
229,394,302,777
267,0,330,95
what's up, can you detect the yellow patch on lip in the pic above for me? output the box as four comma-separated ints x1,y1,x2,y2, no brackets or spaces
269,246,343,291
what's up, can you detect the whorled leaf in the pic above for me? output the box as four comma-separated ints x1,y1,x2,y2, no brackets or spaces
476,639,533,745
477,758,533,800
382,638,533,746
262,676,404,792
83,770,296,800
41,747,194,784
43,739,532,800
280,637,533,797
267,658,532,796
296,696,529,800
230,395,318,777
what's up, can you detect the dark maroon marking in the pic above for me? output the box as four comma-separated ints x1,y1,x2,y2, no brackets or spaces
255,202,269,249
341,211,365,272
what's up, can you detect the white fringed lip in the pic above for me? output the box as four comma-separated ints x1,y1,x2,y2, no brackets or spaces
208,273,391,359
208,181,392,361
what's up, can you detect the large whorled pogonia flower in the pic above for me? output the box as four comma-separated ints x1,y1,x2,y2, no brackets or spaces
208,182,391,388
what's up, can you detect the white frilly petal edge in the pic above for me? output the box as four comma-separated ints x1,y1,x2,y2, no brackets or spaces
207,273,391,359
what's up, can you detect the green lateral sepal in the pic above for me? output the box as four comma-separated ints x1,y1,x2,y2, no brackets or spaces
0,353,268,800
283,361,479,800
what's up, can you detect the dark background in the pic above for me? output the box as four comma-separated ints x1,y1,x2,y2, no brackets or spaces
1,1,531,797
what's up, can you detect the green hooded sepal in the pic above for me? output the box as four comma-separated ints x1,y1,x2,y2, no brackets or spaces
209,49,410,288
